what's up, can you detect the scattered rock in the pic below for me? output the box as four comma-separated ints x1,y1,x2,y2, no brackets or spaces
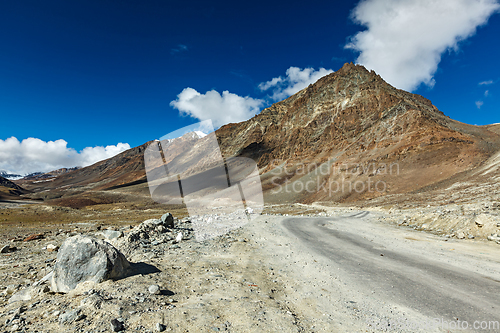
59,308,84,325
456,231,466,239
155,322,166,332
149,284,160,295
1,245,12,253
8,287,33,303
46,244,59,252
100,229,124,241
161,213,174,228
475,214,495,228
487,234,500,242
23,233,44,242
110,318,125,332
175,232,183,243
80,293,103,309
51,235,131,293
4,285,17,295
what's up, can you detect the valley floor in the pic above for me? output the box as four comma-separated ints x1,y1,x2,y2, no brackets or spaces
1,204,500,332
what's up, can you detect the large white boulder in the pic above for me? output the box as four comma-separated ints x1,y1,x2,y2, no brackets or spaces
51,235,130,293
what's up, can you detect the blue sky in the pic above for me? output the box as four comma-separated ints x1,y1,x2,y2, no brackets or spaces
1,0,500,175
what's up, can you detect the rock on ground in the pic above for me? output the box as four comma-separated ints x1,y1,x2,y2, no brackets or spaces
161,213,174,228
50,235,131,293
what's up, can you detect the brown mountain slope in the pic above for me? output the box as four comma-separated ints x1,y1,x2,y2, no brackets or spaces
483,123,500,135
24,63,500,207
21,142,152,206
215,63,500,203
0,176,30,200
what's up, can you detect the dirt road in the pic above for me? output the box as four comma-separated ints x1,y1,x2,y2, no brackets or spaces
279,212,500,332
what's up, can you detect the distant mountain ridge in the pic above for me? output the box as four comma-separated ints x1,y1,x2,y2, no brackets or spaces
0,175,30,200
21,63,500,206
0,171,23,180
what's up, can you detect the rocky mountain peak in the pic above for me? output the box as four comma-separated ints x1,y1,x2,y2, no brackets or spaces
20,64,500,206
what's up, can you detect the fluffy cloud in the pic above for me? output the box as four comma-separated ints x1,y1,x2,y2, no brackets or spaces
0,137,130,175
259,67,333,101
170,67,333,128
170,88,264,128
346,0,500,91
476,100,484,109
479,80,494,85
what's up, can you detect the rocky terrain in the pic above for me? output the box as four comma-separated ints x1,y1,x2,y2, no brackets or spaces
0,207,346,333
2,202,500,333
2,63,500,332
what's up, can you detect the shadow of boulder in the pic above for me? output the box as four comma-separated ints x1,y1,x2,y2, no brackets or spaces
127,262,161,277
160,289,175,296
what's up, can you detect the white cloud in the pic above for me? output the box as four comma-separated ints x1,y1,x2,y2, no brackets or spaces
479,80,494,85
346,0,500,91
170,67,333,128
171,44,188,54
476,100,484,109
485,90,490,97
259,67,333,101
0,137,130,175
170,88,264,128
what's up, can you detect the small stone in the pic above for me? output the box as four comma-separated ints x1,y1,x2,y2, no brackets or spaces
100,230,124,241
23,233,44,242
155,323,166,332
46,244,59,252
59,308,84,325
8,287,33,303
487,234,500,241
148,285,160,295
456,231,466,239
110,318,125,332
4,285,16,295
161,213,174,228
1,245,11,253
175,232,183,243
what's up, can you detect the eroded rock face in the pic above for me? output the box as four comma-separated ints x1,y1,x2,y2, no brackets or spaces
51,235,130,293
